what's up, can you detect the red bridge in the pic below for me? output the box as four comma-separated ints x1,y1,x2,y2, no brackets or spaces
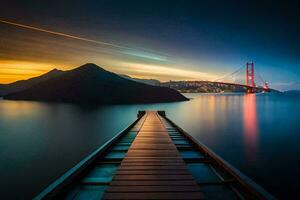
210,62,270,93
162,62,271,93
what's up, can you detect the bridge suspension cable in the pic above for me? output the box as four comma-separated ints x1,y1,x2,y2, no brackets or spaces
255,69,269,90
213,66,244,82
255,69,266,84
211,62,270,92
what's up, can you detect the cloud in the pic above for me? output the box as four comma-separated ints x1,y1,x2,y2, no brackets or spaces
114,61,217,81
0,19,124,48
120,50,169,62
0,18,169,61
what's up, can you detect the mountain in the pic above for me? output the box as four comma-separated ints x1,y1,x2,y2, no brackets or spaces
119,74,161,86
0,85,6,96
272,82,300,91
284,90,300,94
0,69,64,96
4,63,188,104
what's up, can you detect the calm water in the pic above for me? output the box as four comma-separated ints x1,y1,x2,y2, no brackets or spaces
0,93,299,199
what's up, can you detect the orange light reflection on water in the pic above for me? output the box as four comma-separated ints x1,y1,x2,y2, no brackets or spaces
243,94,259,163
0,100,41,119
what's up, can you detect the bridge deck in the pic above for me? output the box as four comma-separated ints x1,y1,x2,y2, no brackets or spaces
103,111,204,200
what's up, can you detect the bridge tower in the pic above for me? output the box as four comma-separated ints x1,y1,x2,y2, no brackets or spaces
264,82,270,92
246,62,255,93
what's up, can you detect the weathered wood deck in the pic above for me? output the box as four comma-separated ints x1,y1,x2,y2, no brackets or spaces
103,111,204,199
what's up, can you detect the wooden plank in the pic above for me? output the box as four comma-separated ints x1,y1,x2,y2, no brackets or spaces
130,145,177,150
123,157,181,160
131,140,173,144
103,192,204,199
113,174,194,180
121,162,184,165
122,157,181,162
106,185,201,192
139,128,167,131
126,153,179,157
127,150,179,157
110,180,197,186
131,139,172,143
136,131,167,134
121,159,185,164
121,162,184,166
118,165,187,170
116,170,190,175
140,125,165,127
122,158,183,162
134,135,170,138
127,149,177,153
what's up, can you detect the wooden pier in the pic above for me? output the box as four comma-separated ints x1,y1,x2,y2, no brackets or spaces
34,110,275,200
103,111,204,199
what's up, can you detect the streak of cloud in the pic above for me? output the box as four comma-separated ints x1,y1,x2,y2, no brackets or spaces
0,19,169,62
120,50,168,62
114,62,217,81
0,19,124,48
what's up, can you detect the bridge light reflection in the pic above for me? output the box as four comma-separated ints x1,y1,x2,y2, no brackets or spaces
243,94,259,163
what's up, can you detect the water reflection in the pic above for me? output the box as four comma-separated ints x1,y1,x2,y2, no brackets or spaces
243,94,259,163
1,93,300,199
0,100,40,119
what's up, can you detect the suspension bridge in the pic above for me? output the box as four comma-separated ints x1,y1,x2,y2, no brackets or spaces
212,62,270,93
162,62,271,93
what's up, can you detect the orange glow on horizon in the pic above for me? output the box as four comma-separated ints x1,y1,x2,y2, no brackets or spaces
0,59,219,84
0,60,64,83
114,62,218,81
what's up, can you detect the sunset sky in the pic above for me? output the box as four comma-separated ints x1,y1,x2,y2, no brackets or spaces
0,0,299,90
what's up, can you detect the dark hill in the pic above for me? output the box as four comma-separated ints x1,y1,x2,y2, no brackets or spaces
4,63,188,104
284,90,300,94
0,68,64,96
119,74,161,86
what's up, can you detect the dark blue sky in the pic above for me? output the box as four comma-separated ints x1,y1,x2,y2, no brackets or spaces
0,0,299,89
